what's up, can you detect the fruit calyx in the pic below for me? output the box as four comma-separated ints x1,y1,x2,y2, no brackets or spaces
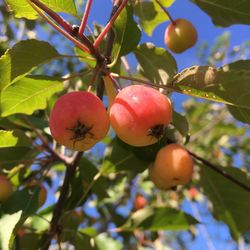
67,119,94,147
147,124,165,140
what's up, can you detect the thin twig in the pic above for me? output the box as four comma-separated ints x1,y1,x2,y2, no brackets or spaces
93,0,129,48
27,0,91,53
155,0,176,25
78,0,93,35
21,116,69,164
189,150,250,193
29,0,73,33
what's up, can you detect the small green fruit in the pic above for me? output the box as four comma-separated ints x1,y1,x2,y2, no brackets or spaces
165,18,198,53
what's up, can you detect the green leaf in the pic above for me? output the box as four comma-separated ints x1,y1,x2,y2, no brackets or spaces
18,233,43,250
0,130,31,148
221,60,250,71
60,211,83,242
134,0,175,36
102,138,149,174
74,232,97,250
199,164,250,240
135,43,177,85
5,0,77,20
112,132,175,163
95,233,123,250
172,65,250,123
30,213,51,232
172,111,189,137
112,5,141,64
0,211,22,250
79,158,109,199
0,39,60,90
227,105,250,124
119,207,198,231
207,70,250,110
2,187,43,217
0,147,33,169
1,76,63,116
74,47,97,68
191,0,250,27
171,66,229,103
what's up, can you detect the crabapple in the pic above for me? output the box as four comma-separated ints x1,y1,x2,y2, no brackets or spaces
109,85,172,146
149,144,193,190
0,175,13,202
134,194,147,210
164,18,197,53
49,91,110,151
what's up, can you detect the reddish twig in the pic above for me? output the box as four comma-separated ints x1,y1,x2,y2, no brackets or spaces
93,0,129,48
29,0,73,33
78,0,93,35
28,0,91,53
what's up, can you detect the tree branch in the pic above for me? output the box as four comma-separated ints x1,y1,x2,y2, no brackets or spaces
41,152,83,250
189,150,250,193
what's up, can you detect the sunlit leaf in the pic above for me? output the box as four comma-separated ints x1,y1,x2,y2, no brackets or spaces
0,211,22,250
135,43,177,85
1,76,63,116
5,0,77,20
171,65,250,124
134,0,175,36
0,40,60,90
74,47,96,68
0,130,31,148
95,233,123,250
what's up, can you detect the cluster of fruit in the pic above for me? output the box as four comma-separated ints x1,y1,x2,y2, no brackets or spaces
0,17,197,200
49,84,193,190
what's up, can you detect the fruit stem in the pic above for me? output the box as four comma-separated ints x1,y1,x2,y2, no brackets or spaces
28,0,91,53
155,0,176,25
109,73,121,90
188,150,250,193
78,0,93,35
93,0,129,48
